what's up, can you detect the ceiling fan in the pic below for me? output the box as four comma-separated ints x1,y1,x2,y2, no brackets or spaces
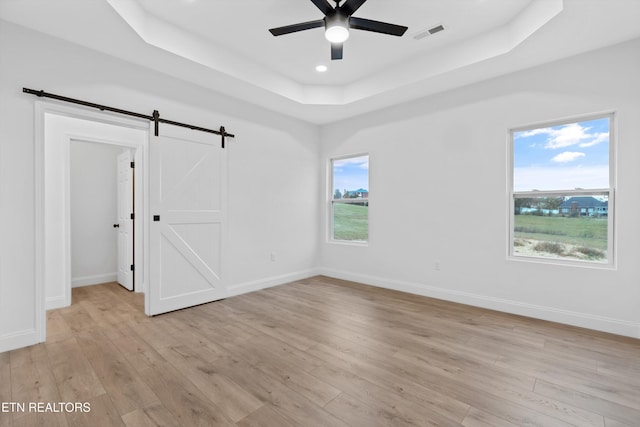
269,0,408,60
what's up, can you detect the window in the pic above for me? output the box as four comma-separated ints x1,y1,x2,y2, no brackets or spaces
510,114,614,265
330,154,369,243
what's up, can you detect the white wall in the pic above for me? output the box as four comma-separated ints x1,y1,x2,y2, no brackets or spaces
319,38,640,338
0,21,320,352
69,141,121,287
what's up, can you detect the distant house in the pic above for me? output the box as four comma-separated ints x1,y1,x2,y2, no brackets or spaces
559,196,608,217
347,188,369,198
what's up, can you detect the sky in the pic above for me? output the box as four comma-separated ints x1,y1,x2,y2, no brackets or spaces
333,155,369,196
513,117,610,192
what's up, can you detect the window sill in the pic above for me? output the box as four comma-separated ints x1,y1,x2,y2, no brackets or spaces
328,240,369,247
507,254,616,270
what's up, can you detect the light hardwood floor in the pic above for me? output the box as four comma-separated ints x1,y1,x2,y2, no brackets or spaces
1,276,639,426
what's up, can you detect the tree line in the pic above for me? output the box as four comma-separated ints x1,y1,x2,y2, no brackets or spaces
334,189,363,199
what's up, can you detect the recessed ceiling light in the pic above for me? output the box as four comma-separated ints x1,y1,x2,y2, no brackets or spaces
316,65,328,72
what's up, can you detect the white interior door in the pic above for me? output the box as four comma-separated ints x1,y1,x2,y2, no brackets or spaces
117,149,134,290
148,124,226,315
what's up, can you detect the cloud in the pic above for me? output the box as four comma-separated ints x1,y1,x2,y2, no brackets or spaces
551,151,586,163
518,128,550,138
334,156,368,169
544,123,592,149
516,123,608,150
579,132,608,148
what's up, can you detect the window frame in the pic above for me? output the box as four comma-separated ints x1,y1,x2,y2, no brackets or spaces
328,153,370,245
507,113,616,267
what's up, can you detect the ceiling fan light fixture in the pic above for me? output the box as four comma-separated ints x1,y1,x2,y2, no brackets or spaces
324,13,350,43
325,25,349,43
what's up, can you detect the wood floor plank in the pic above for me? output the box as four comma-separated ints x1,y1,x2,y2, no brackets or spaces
73,330,161,416
56,303,100,334
44,337,106,403
597,359,640,380
121,404,181,427
462,407,521,427
8,343,48,370
99,323,168,374
497,353,640,410
64,393,124,427
236,404,298,427
389,346,598,427
208,351,351,427
310,341,472,423
133,356,237,427
131,319,186,351
323,392,412,427
221,336,341,407
222,295,322,351
392,350,605,427
12,413,68,427
534,378,639,426
45,310,74,344
158,345,264,423
310,363,465,427
9,346,68,427
311,328,578,427
604,418,635,427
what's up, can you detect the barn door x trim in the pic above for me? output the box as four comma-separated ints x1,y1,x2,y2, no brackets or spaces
23,88,235,148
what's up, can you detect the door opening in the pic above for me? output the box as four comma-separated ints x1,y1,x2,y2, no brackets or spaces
69,141,136,293
39,105,148,316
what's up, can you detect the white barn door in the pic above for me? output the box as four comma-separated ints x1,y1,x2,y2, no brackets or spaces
148,125,227,315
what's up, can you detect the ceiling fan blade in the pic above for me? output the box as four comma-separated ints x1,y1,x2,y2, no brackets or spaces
269,20,324,36
341,0,368,16
349,17,408,36
310,0,334,15
331,43,343,60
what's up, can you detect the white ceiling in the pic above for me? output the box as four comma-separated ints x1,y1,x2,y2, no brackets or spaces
1,0,640,124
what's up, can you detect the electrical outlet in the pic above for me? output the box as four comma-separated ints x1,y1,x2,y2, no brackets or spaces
434,261,441,271
270,252,277,262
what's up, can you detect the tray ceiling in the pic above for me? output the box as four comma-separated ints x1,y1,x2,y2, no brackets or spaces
1,0,639,123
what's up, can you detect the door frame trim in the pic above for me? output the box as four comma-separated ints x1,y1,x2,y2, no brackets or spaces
35,101,149,343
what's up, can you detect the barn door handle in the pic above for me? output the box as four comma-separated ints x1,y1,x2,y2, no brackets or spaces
113,224,120,228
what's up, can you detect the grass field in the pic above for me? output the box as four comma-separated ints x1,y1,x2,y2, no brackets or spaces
333,203,368,241
513,215,608,262
513,215,608,249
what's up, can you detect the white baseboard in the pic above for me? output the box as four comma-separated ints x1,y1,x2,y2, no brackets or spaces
45,295,67,311
72,272,117,288
0,328,40,353
226,268,320,299
318,267,640,339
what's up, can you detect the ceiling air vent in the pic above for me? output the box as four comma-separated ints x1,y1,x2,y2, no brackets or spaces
413,24,445,40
